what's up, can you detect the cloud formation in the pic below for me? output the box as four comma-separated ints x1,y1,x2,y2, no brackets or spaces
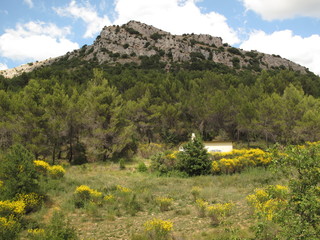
113,0,240,44
0,63,8,70
240,30,320,75
0,21,79,62
54,0,111,38
23,0,34,8
241,0,320,20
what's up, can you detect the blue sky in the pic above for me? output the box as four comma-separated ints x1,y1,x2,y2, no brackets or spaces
0,0,320,74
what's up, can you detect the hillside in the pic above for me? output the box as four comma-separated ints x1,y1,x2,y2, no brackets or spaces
0,21,307,78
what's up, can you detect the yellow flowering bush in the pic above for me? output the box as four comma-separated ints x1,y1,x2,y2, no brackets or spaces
0,216,21,239
206,202,234,225
195,199,209,217
211,148,271,174
156,197,173,211
247,185,289,221
16,192,43,213
144,218,173,240
0,200,25,217
47,165,66,179
34,160,50,174
33,160,66,179
74,185,104,207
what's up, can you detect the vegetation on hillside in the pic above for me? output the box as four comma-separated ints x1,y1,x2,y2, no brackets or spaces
1,59,320,162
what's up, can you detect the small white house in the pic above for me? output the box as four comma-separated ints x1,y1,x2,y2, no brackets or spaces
179,133,233,153
203,141,233,153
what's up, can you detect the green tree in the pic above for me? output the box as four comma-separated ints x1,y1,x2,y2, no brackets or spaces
177,136,211,176
0,144,39,199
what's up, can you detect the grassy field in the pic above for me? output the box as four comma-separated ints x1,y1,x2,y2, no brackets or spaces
23,159,287,240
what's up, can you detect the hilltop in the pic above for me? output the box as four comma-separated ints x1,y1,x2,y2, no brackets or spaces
0,21,307,78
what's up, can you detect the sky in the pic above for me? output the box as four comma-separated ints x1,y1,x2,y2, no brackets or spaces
0,0,320,75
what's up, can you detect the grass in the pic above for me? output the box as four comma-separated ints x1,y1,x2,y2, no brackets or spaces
24,161,285,240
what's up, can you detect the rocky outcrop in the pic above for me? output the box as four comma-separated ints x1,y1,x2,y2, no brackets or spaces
0,20,307,78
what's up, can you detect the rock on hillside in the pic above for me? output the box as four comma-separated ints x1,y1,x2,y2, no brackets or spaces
0,20,307,78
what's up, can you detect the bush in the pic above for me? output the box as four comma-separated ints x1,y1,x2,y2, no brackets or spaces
144,218,173,240
137,162,148,172
0,216,21,240
48,165,65,179
0,144,40,199
177,138,211,176
28,211,78,240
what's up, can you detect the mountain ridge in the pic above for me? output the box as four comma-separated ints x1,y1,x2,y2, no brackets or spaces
0,20,308,78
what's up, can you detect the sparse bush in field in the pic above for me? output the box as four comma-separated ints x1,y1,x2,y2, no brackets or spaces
144,218,173,240
119,158,126,170
137,162,148,172
27,211,78,240
73,185,103,208
48,165,65,179
150,151,179,174
206,202,234,225
156,197,173,212
190,186,201,202
195,199,209,218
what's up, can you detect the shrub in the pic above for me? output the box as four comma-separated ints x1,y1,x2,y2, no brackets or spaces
16,192,43,213
150,33,163,41
177,137,211,176
246,185,289,221
206,202,234,225
144,218,173,240
150,151,179,174
137,162,148,172
0,216,21,240
0,144,40,199
195,199,209,217
34,160,50,175
47,165,65,179
73,185,103,208
155,197,173,212
191,186,201,202
0,200,25,218
32,211,78,240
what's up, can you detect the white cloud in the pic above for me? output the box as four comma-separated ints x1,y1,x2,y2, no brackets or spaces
240,30,320,75
0,21,79,62
241,0,320,20
23,0,34,8
54,0,111,38
113,0,240,44
0,63,8,70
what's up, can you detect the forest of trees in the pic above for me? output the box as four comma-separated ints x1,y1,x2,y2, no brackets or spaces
1,59,320,163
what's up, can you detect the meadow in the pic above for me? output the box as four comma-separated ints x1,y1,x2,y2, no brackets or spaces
24,160,284,240
1,141,319,240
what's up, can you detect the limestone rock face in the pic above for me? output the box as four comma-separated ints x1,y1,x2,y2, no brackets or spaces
0,20,307,78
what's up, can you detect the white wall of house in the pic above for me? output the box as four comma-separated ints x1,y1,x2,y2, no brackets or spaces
204,142,233,153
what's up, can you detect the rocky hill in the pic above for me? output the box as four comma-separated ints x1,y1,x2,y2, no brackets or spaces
0,20,307,78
